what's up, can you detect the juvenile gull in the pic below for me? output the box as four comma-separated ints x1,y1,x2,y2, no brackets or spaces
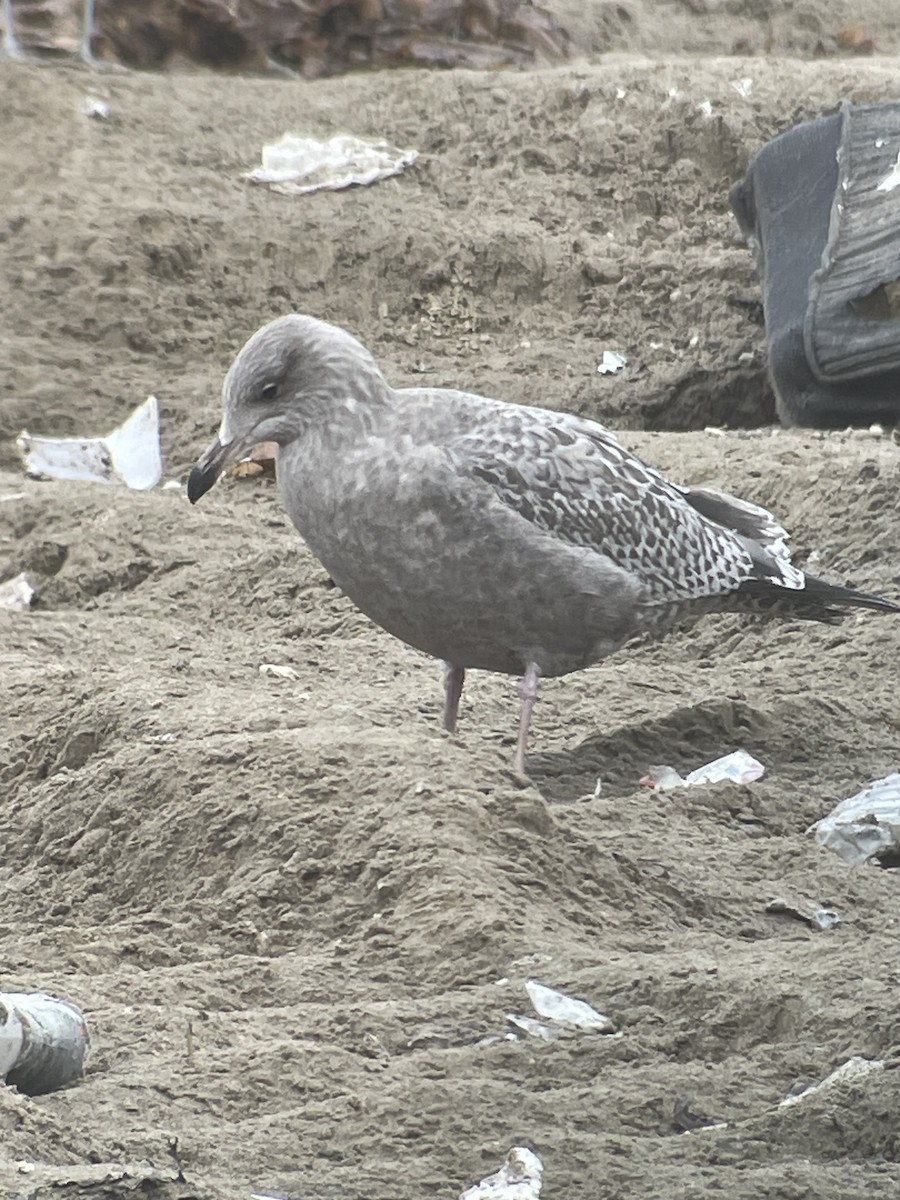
188,314,899,775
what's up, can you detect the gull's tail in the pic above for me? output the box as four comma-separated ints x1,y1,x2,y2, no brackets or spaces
682,482,899,619
738,572,900,618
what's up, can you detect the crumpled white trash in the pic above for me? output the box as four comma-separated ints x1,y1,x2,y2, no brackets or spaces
246,133,418,196
17,396,162,490
811,773,900,865
642,749,765,791
459,1147,542,1200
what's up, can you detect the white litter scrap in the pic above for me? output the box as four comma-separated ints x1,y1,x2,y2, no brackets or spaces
505,1013,559,1042
811,773,900,865
17,396,162,490
507,980,616,1041
246,133,418,196
459,1147,542,1200
258,663,300,680
82,95,110,119
730,77,754,98
876,151,900,192
779,1056,883,1107
597,350,628,375
526,980,615,1032
765,896,840,931
642,749,765,791
0,572,37,612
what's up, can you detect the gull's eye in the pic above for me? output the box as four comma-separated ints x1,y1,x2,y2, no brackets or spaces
259,382,278,402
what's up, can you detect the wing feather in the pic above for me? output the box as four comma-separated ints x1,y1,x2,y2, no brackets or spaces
451,409,770,603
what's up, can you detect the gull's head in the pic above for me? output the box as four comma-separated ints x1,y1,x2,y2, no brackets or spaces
187,313,385,504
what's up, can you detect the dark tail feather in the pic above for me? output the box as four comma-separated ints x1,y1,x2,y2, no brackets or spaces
739,573,900,616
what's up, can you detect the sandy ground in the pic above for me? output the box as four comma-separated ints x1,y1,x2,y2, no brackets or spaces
2,7,900,1198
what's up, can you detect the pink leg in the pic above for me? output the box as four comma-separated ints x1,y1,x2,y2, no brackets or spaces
442,662,466,733
2,0,26,58
513,661,541,777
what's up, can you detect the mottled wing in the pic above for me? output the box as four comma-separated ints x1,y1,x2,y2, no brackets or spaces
452,409,772,603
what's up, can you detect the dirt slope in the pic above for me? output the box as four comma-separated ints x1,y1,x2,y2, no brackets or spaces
1,34,899,1200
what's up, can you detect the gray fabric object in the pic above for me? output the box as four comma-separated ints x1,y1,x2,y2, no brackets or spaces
187,315,899,769
731,101,900,428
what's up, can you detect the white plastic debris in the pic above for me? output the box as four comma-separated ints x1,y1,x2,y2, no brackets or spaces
697,99,714,119
506,1013,560,1041
526,980,614,1032
779,1056,883,1107
683,750,765,786
730,77,754,98
258,663,300,680
642,749,765,791
507,980,616,1041
82,95,109,119
877,151,900,192
597,350,628,375
0,572,37,611
17,396,162,490
811,773,900,865
765,897,840,931
246,133,418,196
459,1147,542,1200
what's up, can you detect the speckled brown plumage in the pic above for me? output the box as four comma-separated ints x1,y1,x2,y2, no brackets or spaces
188,314,899,774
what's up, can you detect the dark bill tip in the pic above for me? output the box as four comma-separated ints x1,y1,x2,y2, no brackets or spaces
186,436,232,504
187,462,218,504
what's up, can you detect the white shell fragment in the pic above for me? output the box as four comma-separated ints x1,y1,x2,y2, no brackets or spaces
17,396,162,490
811,773,900,865
597,349,628,375
779,1056,884,1107
642,749,765,790
246,133,418,196
459,1147,543,1200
